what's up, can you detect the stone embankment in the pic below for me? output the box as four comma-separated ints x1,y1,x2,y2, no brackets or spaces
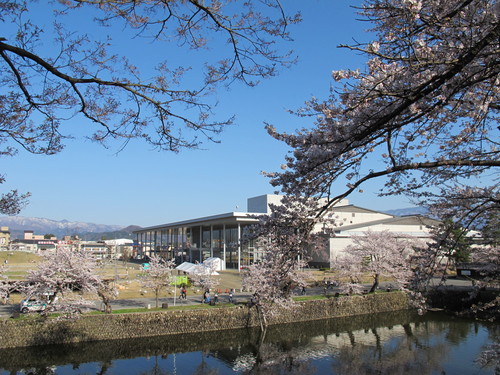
0,292,410,349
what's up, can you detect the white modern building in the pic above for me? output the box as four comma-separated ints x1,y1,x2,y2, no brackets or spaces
310,206,439,267
133,194,439,269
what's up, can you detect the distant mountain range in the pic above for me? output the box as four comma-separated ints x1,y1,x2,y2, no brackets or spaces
384,207,428,216
0,216,141,240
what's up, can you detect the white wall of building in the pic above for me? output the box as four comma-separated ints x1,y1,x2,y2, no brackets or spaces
247,194,285,214
326,218,436,267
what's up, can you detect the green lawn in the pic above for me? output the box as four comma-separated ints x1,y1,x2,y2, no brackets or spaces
0,251,41,265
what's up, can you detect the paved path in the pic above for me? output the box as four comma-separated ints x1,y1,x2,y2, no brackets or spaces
0,278,480,317
0,291,255,317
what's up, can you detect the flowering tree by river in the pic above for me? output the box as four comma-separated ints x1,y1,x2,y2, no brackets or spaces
263,0,498,315
242,195,336,327
25,247,103,316
265,0,499,234
0,264,12,304
97,279,118,314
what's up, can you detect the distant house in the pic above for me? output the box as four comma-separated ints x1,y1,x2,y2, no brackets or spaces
7,230,57,252
79,241,109,259
2,228,133,260
104,238,134,259
0,226,10,250
134,194,439,270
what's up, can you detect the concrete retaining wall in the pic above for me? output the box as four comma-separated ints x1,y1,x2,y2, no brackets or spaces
0,292,410,349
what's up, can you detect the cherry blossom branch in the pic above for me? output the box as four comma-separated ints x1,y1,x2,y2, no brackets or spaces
317,158,500,217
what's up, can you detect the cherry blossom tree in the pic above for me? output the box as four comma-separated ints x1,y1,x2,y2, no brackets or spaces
0,264,13,304
140,254,175,308
335,252,366,296
189,262,220,294
242,195,335,327
0,186,30,215
25,247,103,316
0,0,300,213
266,0,499,231
97,279,118,314
336,230,422,294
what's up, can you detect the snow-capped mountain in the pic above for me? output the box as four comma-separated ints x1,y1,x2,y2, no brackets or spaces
384,207,429,216
0,216,128,239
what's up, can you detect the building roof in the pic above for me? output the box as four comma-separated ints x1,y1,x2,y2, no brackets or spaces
331,204,395,216
334,215,440,233
105,239,134,245
133,195,440,236
133,212,261,234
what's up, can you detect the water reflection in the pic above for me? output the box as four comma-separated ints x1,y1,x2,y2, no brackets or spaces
0,311,497,375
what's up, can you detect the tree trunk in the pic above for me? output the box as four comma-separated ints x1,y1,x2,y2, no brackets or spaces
255,304,268,332
369,273,379,293
98,290,113,313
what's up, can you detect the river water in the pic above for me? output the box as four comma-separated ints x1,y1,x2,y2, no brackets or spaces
0,311,497,375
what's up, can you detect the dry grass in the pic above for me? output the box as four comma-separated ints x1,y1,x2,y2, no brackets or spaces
2,252,395,301
110,269,245,299
1,253,247,301
0,251,41,264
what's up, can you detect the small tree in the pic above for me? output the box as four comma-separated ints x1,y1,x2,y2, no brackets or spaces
121,246,134,265
0,264,14,304
96,276,119,314
338,230,422,293
140,255,175,308
189,262,220,294
242,195,335,328
25,247,102,316
243,243,310,329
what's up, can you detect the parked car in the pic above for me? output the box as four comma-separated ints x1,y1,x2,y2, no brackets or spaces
20,295,58,313
20,298,48,313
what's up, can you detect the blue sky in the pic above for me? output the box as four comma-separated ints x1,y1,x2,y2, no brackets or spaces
1,1,415,227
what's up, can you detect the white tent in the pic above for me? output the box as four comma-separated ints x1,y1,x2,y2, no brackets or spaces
175,258,221,275
176,262,199,274
203,257,223,271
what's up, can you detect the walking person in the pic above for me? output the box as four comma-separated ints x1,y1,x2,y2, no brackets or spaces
180,286,187,300
203,290,208,303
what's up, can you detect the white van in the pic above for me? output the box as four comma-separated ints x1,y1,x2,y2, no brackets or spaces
20,297,49,313
20,293,58,313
